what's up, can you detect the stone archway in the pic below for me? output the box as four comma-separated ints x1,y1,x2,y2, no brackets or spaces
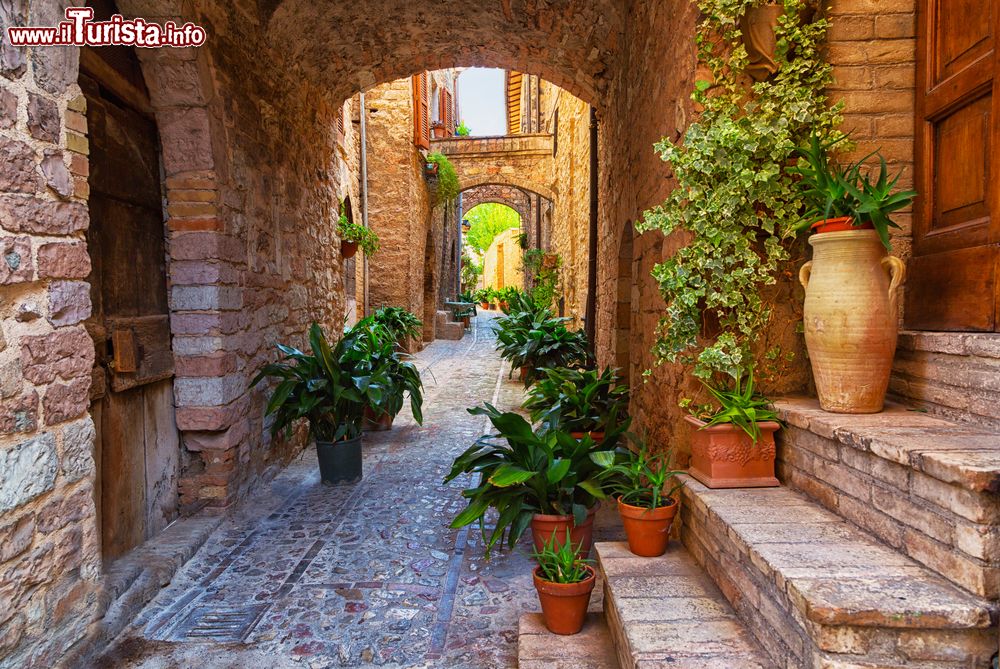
460,184,532,224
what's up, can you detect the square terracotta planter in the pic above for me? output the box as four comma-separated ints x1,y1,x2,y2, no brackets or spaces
684,415,780,488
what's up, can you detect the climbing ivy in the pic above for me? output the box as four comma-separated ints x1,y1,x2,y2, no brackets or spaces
637,0,843,380
523,249,562,309
426,152,460,204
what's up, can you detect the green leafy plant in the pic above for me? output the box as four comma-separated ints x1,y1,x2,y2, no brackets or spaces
426,152,460,204
637,0,843,380
523,249,562,309
347,317,424,423
371,306,422,342
524,366,629,435
532,531,594,584
444,406,614,557
473,288,493,304
456,120,471,136
495,286,520,307
461,250,483,290
464,203,521,253
337,200,380,256
493,310,588,386
691,369,779,443
250,322,391,442
591,433,683,510
789,134,917,251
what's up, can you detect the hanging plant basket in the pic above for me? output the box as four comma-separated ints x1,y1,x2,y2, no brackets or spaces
341,240,358,258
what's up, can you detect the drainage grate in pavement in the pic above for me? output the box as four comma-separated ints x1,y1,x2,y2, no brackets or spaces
151,604,270,642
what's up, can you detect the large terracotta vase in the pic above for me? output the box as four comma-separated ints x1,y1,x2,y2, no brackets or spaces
799,229,905,413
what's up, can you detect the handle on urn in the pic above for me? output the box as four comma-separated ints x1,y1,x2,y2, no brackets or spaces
798,261,812,289
880,256,906,315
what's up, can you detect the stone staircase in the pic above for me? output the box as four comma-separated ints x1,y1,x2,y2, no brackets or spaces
433,309,465,340
518,396,1000,668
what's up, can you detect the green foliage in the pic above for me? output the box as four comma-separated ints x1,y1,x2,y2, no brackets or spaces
523,249,562,310
337,200,380,256
524,367,630,435
591,433,683,510
493,309,589,386
637,0,842,379
532,531,594,584
250,322,391,442
345,318,424,424
460,250,483,290
690,369,779,443
473,288,493,304
444,405,615,557
789,134,917,251
371,306,422,342
496,286,525,310
464,203,521,253
427,152,460,204
456,120,471,136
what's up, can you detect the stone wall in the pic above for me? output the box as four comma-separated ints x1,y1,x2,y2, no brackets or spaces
482,227,524,293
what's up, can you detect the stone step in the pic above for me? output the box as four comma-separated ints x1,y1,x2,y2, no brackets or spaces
679,476,998,668
774,397,1000,597
596,541,773,668
517,612,620,669
433,310,465,340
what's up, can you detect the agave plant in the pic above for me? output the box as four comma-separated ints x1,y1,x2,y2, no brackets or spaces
250,322,392,442
693,370,779,444
444,404,614,557
591,433,683,510
523,366,629,435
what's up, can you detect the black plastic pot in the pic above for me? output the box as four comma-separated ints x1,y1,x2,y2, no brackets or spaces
316,436,362,484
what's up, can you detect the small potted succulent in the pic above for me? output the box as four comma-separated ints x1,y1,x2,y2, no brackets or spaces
531,532,596,635
523,366,629,443
592,434,683,557
251,323,391,484
445,405,614,558
684,369,781,489
336,200,380,259
790,134,914,413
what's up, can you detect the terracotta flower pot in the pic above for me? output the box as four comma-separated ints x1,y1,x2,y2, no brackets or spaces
432,123,448,139
531,509,596,557
532,566,596,635
462,315,471,328
685,415,780,488
810,216,874,235
519,366,530,384
618,498,677,557
569,431,604,443
480,301,489,310
362,406,393,432
499,301,509,311
341,240,358,258
799,229,905,413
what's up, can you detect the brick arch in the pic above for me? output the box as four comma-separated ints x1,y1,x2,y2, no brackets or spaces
458,175,556,204
462,184,532,224
263,0,624,110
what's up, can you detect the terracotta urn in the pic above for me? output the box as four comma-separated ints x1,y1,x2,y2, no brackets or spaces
799,229,905,413
532,566,596,635
530,509,596,558
685,415,780,488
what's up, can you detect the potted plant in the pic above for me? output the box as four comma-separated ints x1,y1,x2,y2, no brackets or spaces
494,310,588,388
791,134,913,413
592,434,683,557
456,120,471,137
336,200,380,259
445,405,614,558
523,366,629,442
474,288,491,310
251,323,391,484
684,370,781,489
531,532,596,635
431,120,448,139
347,318,424,432
371,305,422,351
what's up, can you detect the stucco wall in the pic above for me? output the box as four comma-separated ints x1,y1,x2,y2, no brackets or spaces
482,227,524,293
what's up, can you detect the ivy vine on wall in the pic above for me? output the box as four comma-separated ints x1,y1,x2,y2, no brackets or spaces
426,152,460,204
637,0,842,381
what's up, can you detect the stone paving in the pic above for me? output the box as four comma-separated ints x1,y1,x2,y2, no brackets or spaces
97,315,621,669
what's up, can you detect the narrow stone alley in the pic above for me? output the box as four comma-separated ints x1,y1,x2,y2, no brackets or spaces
95,314,619,669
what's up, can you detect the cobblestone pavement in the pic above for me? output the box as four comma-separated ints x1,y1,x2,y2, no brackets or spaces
97,315,621,669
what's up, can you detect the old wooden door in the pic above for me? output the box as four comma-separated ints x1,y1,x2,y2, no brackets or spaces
906,0,1000,330
81,44,180,562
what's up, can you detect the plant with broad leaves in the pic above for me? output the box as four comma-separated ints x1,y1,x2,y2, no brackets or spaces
523,366,630,435
444,405,615,557
347,317,423,423
337,200,380,255
532,531,594,584
250,322,392,442
493,310,588,387
371,306,422,343
591,433,683,510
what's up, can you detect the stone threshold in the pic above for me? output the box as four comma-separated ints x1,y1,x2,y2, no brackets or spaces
774,397,1000,494
518,612,620,669
65,513,223,667
679,476,998,668
597,541,772,668
898,330,1000,359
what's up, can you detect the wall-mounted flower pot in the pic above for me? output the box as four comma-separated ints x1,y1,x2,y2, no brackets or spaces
363,406,393,432
618,498,678,557
431,123,448,139
316,436,362,484
810,216,874,235
424,162,439,177
531,509,596,558
533,566,596,635
799,229,905,413
341,240,358,258
685,415,780,488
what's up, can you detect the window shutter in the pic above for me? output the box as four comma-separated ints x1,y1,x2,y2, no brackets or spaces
443,89,454,134
413,73,430,149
